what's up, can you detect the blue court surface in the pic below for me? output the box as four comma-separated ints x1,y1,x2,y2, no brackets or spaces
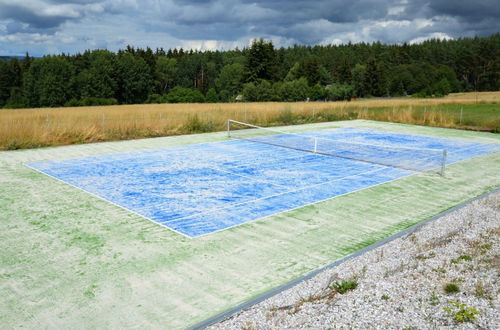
26,127,500,238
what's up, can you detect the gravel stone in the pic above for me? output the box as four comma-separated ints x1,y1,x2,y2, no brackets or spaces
209,191,500,329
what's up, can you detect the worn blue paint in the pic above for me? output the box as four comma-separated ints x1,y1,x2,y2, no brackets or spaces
27,128,500,237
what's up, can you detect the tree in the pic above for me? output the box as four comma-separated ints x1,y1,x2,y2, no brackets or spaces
326,83,355,101
284,62,300,81
285,58,330,86
389,65,414,96
74,50,117,99
351,64,367,97
205,88,218,103
163,86,205,103
364,58,388,96
155,56,178,94
116,53,153,104
215,63,245,101
297,57,322,86
308,83,327,101
245,39,280,82
23,56,75,107
0,60,13,106
278,78,309,101
432,78,451,96
8,58,22,88
242,80,277,101
335,56,353,83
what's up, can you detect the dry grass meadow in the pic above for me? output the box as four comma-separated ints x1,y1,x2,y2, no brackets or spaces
1,91,499,150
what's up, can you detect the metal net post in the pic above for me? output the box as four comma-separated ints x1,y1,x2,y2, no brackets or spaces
440,149,447,177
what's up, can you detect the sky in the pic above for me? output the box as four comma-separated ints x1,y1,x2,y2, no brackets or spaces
0,0,499,56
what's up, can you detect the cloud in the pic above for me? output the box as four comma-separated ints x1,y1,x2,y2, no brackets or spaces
0,0,105,33
0,0,498,56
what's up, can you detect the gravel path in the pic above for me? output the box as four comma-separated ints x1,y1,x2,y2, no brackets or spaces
210,190,499,329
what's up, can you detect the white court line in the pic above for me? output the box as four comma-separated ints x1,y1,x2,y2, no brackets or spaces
212,167,290,188
161,166,390,225
189,167,418,238
24,163,193,239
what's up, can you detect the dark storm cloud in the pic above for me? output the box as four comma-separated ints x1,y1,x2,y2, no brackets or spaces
0,0,499,56
427,0,500,22
0,3,70,29
249,0,392,23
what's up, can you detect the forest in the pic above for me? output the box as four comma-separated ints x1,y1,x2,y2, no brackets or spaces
0,33,498,109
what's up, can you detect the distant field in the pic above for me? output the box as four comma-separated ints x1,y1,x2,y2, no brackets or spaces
0,91,499,150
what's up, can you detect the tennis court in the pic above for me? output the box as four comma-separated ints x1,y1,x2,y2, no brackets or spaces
3,120,500,329
26,123,500,238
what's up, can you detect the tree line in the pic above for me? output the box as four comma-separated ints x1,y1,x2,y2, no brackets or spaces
0,34,498,108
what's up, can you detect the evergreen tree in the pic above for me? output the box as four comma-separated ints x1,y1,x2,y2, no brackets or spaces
351,64,367,97
245,39,280,82
0,61,13,106
116,53,153,104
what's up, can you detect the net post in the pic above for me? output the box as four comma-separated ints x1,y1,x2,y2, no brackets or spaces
440,149,447,177
313,138,318,153
227,119,231,138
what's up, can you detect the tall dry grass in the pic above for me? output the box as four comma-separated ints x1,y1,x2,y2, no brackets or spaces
1,92,498,150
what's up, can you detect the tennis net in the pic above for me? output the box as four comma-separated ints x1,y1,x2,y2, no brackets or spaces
227,119,447,175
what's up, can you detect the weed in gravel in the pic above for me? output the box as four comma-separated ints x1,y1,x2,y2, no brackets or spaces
381,294,390,300
432,267,447,274
451,255,472,264
479,243,492,252
486,227,500,235
416,252,436,260
424,230,460,249
360,265,367,278
241,321,255,330
376,249,384,262
330,280,358,294
479,254,499,268
444,300,479,323
444,283,460,294
272,292,327,315
408,233,418,244
429,291,440,306
474,281,492,300
467,238,493,253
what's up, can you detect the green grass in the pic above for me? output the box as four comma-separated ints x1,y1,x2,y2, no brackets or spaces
330,280,358,294
451,255,472,264
0,120,499,329
444,300,479,323
364,103,500,132
444,283,460,294
424,104,500,130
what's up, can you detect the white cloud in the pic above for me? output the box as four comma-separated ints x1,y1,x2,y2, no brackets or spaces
409,32,453,44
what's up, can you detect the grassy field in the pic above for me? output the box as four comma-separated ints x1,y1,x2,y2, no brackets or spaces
0,92,499,150
1,120,499,329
